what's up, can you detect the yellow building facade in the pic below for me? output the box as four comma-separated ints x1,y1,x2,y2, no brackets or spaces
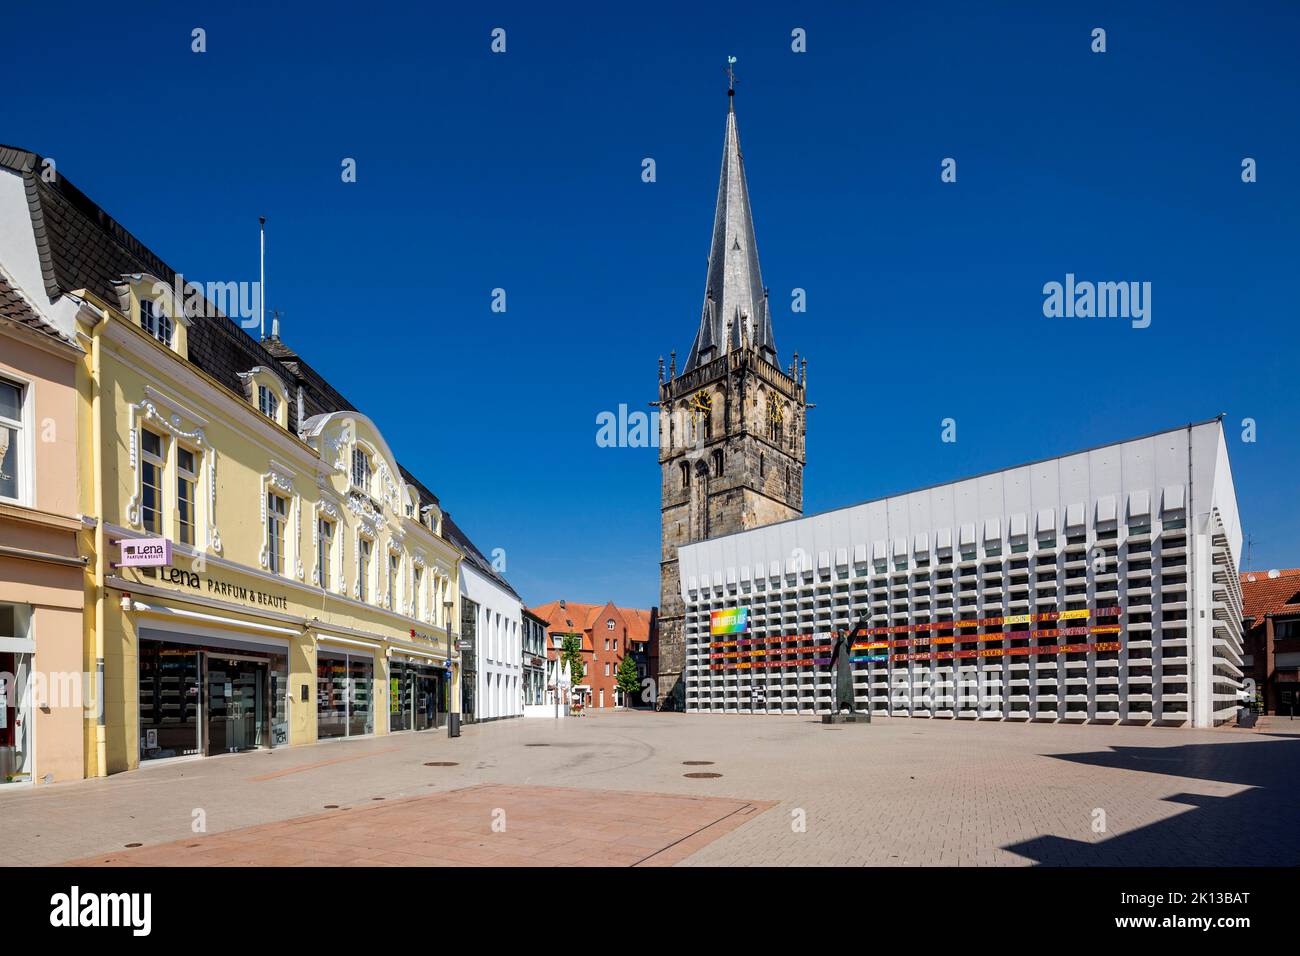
74,279,462,776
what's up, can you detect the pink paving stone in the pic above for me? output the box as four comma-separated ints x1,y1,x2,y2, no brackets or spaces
61,784,773,868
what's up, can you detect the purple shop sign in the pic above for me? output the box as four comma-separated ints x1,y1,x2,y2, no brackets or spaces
118,537,172,568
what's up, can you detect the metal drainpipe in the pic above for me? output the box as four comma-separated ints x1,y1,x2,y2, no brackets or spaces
90,312,108,777
1187,421,1197,727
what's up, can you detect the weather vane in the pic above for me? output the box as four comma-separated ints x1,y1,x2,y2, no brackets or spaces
726,55,737,95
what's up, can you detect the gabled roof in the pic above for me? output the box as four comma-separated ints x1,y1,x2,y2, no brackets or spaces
529,600,656,647
1241,570,1300,622
683,102,777,373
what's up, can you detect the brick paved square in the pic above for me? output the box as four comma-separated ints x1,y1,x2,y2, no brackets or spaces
3,711,1296,866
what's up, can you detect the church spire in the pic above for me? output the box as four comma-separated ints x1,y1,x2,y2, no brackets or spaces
682,62,777,373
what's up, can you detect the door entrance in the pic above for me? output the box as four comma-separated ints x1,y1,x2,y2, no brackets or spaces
206,656,268,755
415,669,439,730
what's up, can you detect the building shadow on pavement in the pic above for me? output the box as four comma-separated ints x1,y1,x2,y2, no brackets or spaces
1002,736,1300,866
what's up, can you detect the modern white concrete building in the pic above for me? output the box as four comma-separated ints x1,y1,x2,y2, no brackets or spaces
678,418,1244,727
446,516,523,723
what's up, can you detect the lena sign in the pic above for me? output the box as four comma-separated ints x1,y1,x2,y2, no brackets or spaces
710,607,750,636
119,538,172,567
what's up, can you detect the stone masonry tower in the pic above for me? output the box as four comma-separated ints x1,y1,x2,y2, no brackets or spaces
655,80,807,709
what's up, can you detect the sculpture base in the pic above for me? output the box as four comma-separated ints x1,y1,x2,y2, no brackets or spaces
822,712,871,726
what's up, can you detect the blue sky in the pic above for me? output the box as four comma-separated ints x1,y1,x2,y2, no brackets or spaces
4,1,1298,607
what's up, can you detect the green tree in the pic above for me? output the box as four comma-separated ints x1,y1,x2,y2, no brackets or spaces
561,633,585,686
615,654,640,707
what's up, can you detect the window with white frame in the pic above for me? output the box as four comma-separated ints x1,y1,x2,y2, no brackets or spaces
317,516,335,590
0,377,27,503
351,448,371,491
140,429,166,533
358,537,373,602
266,491,288,574
175,445,197,545
257,385,279,422
606,619,615,630
412,565,423,620
388,551,400,609
140,298,173,347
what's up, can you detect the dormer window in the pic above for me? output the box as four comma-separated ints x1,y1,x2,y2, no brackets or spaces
140,298,173,346
351,448,371,491
239,367,287,428
257,385,279,421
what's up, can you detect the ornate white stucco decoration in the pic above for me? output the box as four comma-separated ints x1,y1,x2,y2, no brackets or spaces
258,468,295,571
346,492,381,539
311,499,342,587
126,400,212,543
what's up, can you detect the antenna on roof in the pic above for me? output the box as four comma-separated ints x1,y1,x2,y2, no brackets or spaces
259,216,267,340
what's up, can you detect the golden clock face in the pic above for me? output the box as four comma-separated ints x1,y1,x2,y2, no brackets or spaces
768,401,784,425
689,390,712,421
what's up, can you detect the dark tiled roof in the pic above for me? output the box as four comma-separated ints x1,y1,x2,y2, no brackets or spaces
0,144,315,428
398,464,441,509
442,513,521,602
259,334,357,423
0,144,456,522
0,270,77,347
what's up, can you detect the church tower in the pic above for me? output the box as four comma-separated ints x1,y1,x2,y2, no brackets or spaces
656,78,807,709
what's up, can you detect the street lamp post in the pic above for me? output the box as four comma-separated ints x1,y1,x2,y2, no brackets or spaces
444,600,456,738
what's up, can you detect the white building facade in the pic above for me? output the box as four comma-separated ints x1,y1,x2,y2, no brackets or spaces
678,419,1244,728
459,561,523,722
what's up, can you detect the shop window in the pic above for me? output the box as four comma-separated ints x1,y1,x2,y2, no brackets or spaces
176,446,197,545
140,429,166,533
266,491,288,574
0,377,27,503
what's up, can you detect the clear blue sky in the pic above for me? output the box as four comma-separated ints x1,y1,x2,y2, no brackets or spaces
5,2,1298,607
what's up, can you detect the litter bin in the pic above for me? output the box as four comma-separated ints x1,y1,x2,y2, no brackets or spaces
447,712,461,738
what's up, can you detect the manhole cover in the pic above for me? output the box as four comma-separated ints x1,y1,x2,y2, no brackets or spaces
682,760,714,766
124,842,142,848
424,761,458,767
683,772,723,779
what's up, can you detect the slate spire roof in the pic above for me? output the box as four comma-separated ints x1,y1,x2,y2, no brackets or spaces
683,99,777,373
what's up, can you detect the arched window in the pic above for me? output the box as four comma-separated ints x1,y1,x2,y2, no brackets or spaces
767,395,783,444
759,453,765,478
711,449,723,477
679,461,690,489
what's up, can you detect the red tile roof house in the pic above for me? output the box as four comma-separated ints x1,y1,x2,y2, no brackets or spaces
1240,569,1300,716
529,601,657,710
